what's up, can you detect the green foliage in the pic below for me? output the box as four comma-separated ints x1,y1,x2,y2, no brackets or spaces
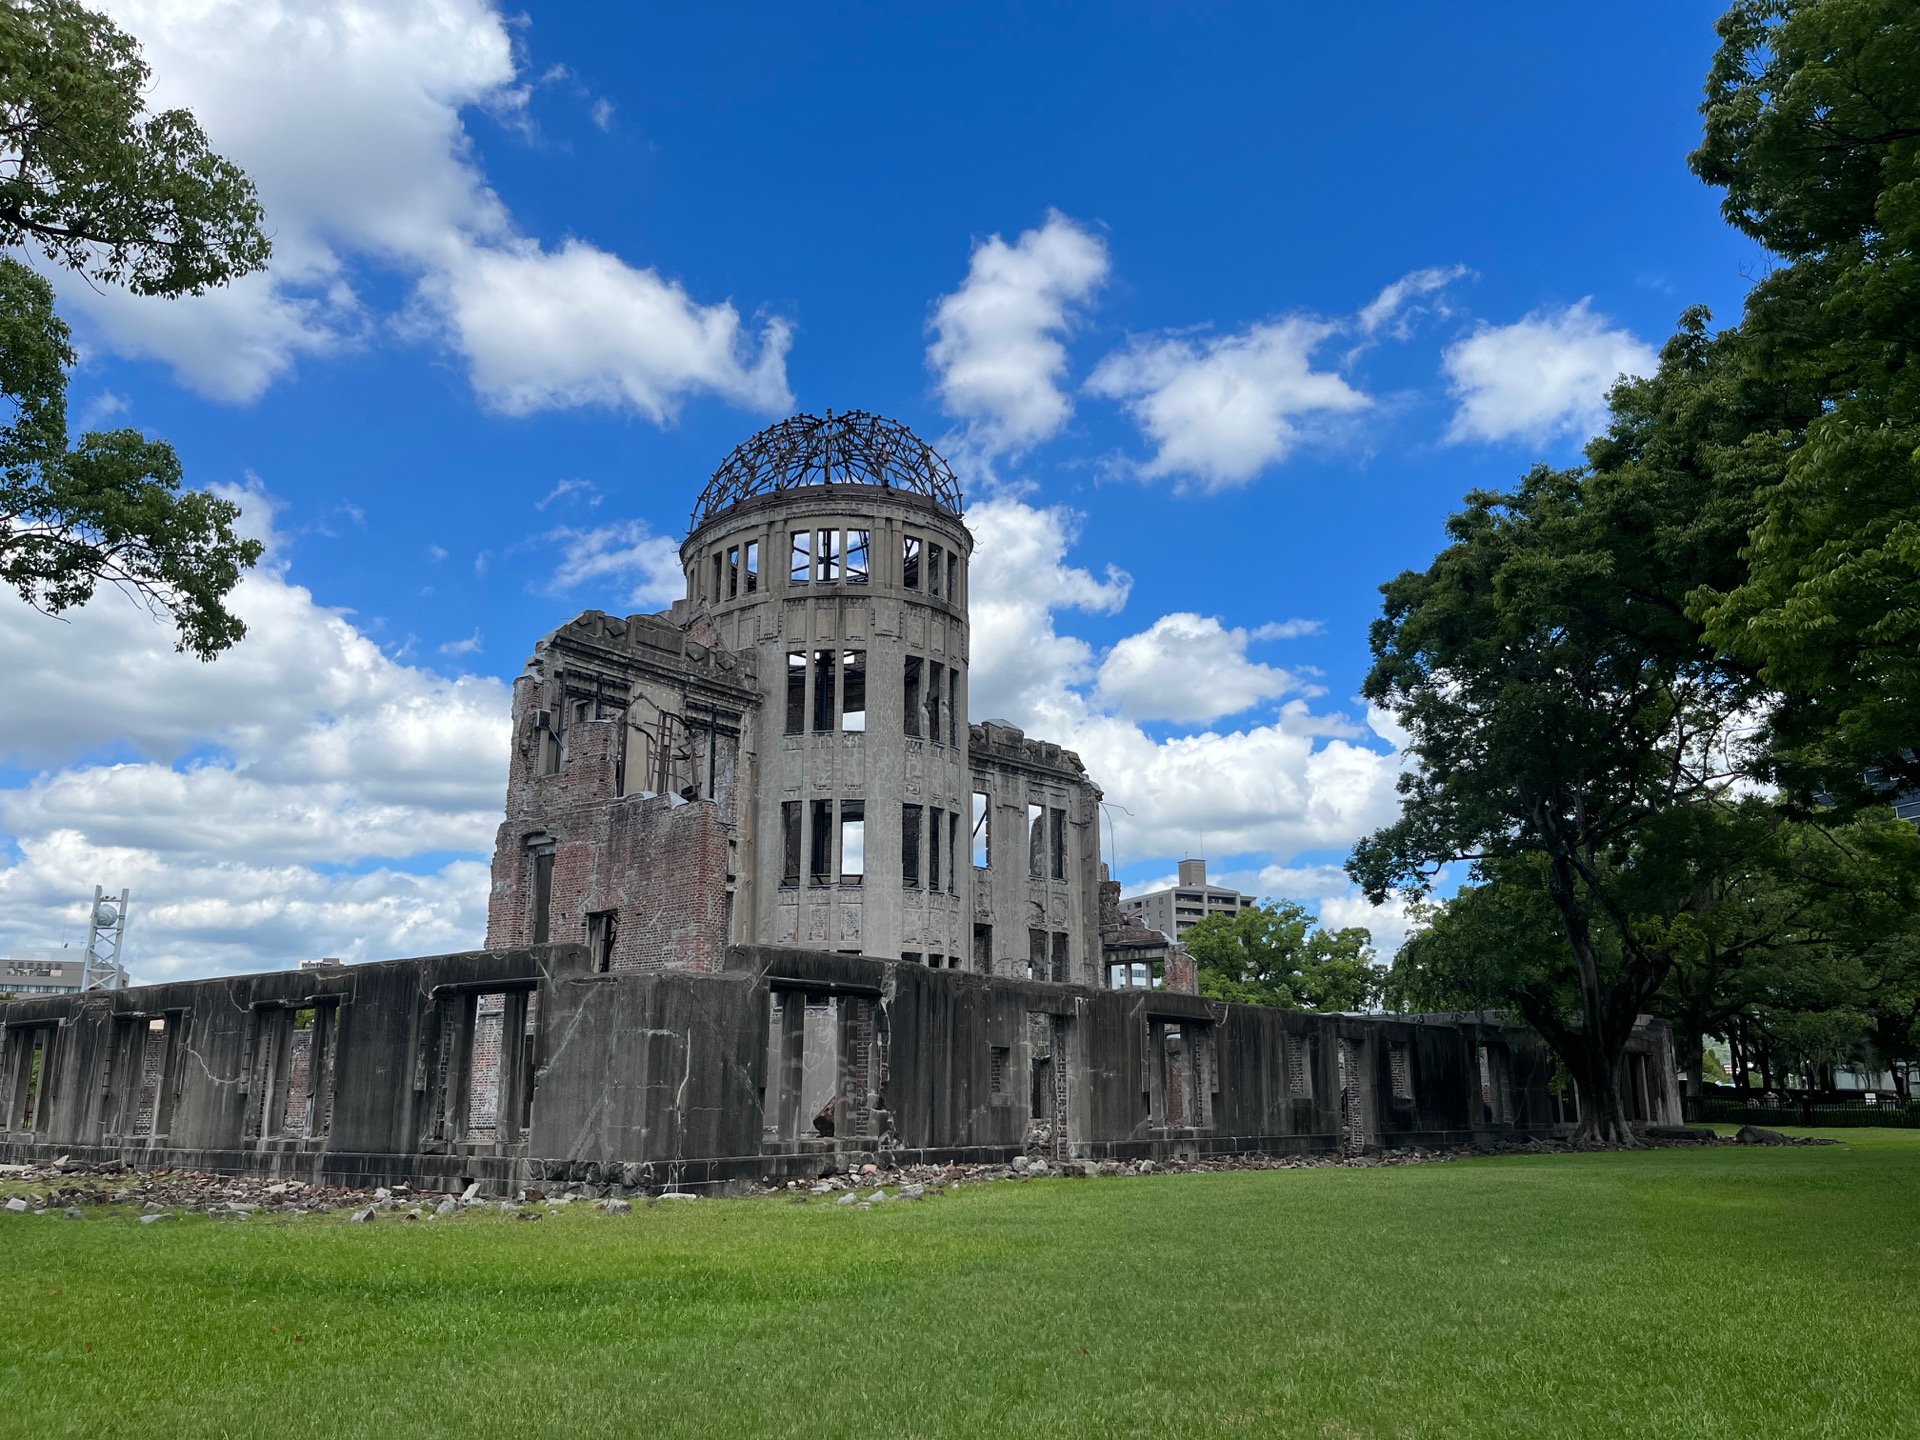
1688,0,1920,796
0,1,270,656
1184,900,1378,1012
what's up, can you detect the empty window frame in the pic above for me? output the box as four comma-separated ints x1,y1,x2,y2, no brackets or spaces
901,951,923,966
743,540,760,593
1049,807,1067,881
903,657,923,738
712,552,724,601
973,923,992,974
529,848,555,945
929,543,944,596
928,806,943,892
536,712,560,775
949,813,960,894
1027,803,1046,878
727,545,740,598
839,801,865,885
924,662,943,744
1027,928,1047,981
786,652,807,735
902,534,922,589
814,528,841,582
587,909,619,972
971,791,991,868
901,804,922,888
809,800,833,886
790,530,811,584
13,1027,51,1130
841,650,867,731
846,530,870,584
947,668,960,745
1287,1041,1313,1098
1389,1041,1413,1100
1051,931,1070,983
947,551,959,602
812,649,838,732
781,802,803,887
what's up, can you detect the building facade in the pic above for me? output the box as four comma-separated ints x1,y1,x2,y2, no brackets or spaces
2,958,86,996
1121,859,1258,941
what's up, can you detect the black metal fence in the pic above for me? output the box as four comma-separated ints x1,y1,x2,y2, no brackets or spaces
1682,1095,1920,1128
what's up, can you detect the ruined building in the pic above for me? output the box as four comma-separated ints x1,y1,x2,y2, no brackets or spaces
0,413,1681,1192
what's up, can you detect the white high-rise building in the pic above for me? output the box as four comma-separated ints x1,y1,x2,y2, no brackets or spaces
1121,859,1257,941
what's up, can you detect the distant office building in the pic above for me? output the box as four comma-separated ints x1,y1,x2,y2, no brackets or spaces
2,957,88,996
1121,859,1257,941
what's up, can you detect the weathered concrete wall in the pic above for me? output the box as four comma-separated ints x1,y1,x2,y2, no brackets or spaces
2,945,1682,1193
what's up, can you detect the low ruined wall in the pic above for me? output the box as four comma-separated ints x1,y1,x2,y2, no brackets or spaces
1,945,1679,1193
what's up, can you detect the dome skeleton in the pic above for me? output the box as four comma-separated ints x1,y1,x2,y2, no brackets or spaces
690,410,965,533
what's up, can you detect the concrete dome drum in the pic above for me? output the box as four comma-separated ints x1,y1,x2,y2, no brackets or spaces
689,410,965,532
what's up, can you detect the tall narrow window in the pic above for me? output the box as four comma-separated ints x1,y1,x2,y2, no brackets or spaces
971,791,990,868
973,923,992,974
809,800,833,885
785,652,807,735
929,543,944,596
839,801,864,884
530,849,554,944
1049,808,1067,881
727,545,740,598
846,530,870,584
902,535,922,589
925,662,942,744
781,802,802,886
902,804,922,887
1028,928,1047,981
928,806,943,892
743,540,760,593
711,552,724,601
1051,931,1070,983
903,656,923,738
587,910,618,972
841,651,866,731
815,528,841,582
949,667,961,746
790,530,811,584
947,552,959,602
949,812,961,893
1028,803,1045,878
812,649,838,732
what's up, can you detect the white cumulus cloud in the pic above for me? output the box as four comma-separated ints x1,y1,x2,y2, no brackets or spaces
541,520,687,611
1442,299,1657,445
1093,612,1310,724
927,210,1109,462
69,0,789,418
1086,317,1371,489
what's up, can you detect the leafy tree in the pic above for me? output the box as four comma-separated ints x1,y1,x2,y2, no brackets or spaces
0,0,269,657
1184,900,1379,1013
1688,0,1920,797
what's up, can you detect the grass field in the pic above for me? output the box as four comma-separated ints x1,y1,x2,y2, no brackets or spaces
4,1130,1917,1439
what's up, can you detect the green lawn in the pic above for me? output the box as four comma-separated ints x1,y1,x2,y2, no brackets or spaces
4,1131,1916,1439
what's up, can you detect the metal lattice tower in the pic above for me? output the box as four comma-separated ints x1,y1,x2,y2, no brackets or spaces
82,886,130,991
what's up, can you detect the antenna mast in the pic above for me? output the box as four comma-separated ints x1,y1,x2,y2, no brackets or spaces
82,886,130,990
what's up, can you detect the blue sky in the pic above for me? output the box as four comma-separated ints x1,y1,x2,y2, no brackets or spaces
0,1,1764,978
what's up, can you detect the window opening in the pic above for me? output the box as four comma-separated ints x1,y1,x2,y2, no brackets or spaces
711,552,723,601
781,802,802,886
812,649,838,731
972,792,990,868
846,530,870,584
1028,928,1047,981
785,652,807,735
929,543,943,596
743,540,759,593
949,669,960,745
989,1046,1009,1095
809,800,833,885
1288,1041,1312,1098
1028,803,1045,877
839,801,865,885
587,910,619,972
530,849,554,945
841,650,866,731
466,993,507,1142
901,951,923,966
925,662,942,744
726,545,740,598
1051,931,1070,983
947,552,958,601
929,805,943,891
902,535,922,589
1049,807,1067,880
973,923,992,974
903,657,923,738
790,530,810,583
815,528,841,582
1389,1041,1412,1100
949,813,960,893
901,804,922,888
